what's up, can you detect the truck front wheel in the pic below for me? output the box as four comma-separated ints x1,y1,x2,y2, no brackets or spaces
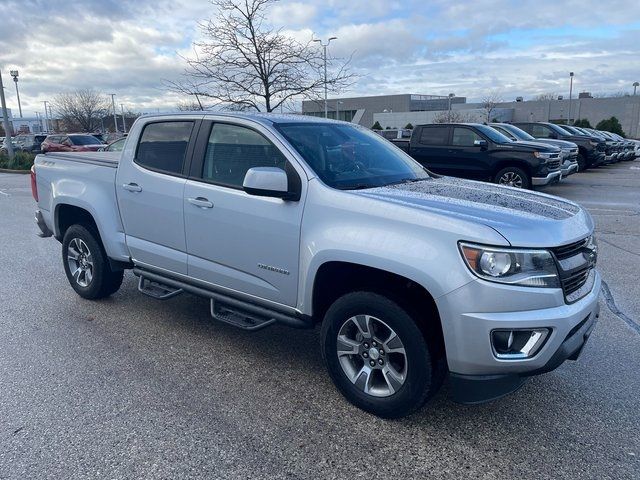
62,225,124,299
321,292,443,418
494,166,530,189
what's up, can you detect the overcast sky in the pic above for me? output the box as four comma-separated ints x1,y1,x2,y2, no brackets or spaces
1,0,640,116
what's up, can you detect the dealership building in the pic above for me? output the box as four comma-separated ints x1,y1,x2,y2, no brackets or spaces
302,93,640,138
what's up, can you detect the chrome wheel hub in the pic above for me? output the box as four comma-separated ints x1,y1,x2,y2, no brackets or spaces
336,314,408,397
499,172,523,188
67,238,94,287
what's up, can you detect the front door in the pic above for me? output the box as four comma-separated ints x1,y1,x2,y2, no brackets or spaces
116,120,197,274
183,121,305,307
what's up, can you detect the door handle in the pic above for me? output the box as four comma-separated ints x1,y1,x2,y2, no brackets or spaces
188,197,214,209
122,183,142,192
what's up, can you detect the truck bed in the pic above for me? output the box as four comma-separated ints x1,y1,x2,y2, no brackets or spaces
42,151,121,168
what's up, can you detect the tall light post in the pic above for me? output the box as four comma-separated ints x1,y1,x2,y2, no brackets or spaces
0,70,15,159
336,100,343,121
313,36,337,118
9,70,22,118
634,82,639,96
568,72,574,125
120,103,127,133
110,94,118,132
447,93,455,122
43,100,50,132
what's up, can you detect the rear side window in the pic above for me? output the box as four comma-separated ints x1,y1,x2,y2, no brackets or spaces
531,125,553,138
419,126,448,145
452,127,482,146
201,123,287,188
135,121,194,174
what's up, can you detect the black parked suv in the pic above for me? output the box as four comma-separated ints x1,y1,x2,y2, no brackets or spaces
513,122,606,170
391,123,562,189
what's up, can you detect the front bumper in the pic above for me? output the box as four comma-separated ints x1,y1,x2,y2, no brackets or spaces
437,270,601,403
561,162,578,177
532,170,562,186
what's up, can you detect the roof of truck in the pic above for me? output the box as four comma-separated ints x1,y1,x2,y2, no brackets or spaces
139,111,344,126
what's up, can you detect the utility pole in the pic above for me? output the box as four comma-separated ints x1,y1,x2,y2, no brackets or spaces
568,72,574,125
0,70,15,159
9,70,22,117
110,94,117,132
43,101,50,132
313,36,337,118
120,103,126,133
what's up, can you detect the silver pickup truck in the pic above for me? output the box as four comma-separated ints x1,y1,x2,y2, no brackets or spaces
32,113,600,418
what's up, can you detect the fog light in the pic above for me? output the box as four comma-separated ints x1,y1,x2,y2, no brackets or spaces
491,329,549,359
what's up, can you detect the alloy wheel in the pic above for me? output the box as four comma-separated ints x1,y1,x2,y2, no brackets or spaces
498,171,523,188
66,238,94,287
336,314,408,397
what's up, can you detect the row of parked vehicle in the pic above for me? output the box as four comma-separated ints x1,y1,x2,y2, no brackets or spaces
385,122,639,189
0,132,126,155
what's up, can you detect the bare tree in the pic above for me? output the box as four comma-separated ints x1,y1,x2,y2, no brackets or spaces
176,100,205,111
534,92,558,101
480,90,503,122
433,110,468,123
167,0,355,112
52,89,111,132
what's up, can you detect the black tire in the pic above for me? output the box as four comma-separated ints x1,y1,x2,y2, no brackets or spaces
576,153,588,171
493,166,531,189
62,224,124,299
321,292,444,418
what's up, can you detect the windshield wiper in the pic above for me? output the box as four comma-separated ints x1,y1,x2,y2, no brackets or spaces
339,183,375,190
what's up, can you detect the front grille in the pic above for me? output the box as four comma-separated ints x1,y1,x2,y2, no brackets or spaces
551,238,589,259
547,159,561,170
550,237,595,302
562,266,591,296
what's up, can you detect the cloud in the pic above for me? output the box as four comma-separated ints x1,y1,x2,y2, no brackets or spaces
1,0,639,115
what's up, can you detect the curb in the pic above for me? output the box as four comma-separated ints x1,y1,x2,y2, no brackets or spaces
0,168,31,174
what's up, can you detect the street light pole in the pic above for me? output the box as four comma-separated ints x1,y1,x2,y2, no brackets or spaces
43,100,50,132
110,94,118,132
336,100,343,121
569,72,574,125
313,36,337,118
9,70,22,118
448,93,455,122
0,70,15,159
120,104,126,133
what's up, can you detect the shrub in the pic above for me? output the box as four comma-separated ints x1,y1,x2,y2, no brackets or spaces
371,121,383,130
573,119,592,128
0,150,36,170
595,117,625,137
404,123,413,130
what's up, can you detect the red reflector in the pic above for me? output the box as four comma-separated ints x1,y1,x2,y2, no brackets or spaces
30,165,38,202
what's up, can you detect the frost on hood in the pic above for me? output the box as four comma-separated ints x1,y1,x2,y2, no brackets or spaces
360,176,580,221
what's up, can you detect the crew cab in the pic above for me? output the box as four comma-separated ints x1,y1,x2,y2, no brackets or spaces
513,122,607,170
32,113,600,418
391,123,562,189
489,123,579,177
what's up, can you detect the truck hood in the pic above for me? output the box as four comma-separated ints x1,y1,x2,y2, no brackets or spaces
532,138,578,150
356,177,593,247
507,140,561,152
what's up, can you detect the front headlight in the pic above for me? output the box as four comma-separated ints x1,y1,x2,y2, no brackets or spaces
459,242,560,288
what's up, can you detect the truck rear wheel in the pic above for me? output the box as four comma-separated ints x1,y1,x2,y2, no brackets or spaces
62,225,124,299
321,292,443,418
494,166,530,189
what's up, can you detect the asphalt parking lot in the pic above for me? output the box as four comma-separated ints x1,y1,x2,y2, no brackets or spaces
1,162,639,479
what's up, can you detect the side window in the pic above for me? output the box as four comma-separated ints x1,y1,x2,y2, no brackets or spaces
202,123,287,188
419,126,448,145
135,121,194,174
452,127,482,146
532,125,551,138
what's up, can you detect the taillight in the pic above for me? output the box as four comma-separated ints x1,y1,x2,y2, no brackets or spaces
30,165,38,202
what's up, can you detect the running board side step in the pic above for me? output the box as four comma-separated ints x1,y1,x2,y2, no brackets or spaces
138,276,184,300
133,268,313,331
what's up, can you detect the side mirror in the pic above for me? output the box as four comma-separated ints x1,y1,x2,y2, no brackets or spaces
243,167,296,200
474,139,488,148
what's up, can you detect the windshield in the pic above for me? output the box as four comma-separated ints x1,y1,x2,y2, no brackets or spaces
106,138,125,151
276,123,429,190
498,124,535,141
474,124,512,144
70,135,102,146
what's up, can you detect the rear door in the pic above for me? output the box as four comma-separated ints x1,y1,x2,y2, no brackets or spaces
408,126,451,173
183,119,306,307
116,118,200,274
